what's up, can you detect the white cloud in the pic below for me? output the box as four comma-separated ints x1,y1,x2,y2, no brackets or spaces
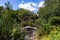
38,1,44,8
31,2,37,6
18,1,44,12
18,2,37,11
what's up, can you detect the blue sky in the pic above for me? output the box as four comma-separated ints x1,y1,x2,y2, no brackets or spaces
0,0,44,12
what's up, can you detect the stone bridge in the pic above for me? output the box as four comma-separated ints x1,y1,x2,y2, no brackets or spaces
23,26,39,40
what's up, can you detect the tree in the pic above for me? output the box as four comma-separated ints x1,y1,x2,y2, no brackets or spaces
17,8,36,27
36,0,60,37
5,1,13,10
38,0,60,22
0,6,4,13
49,17,60,26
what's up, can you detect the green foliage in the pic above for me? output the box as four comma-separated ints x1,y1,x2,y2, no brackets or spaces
49,17,60,25
38,0,60,22
40,26,60,40
0,2,36,40
11,28,25,40
0,0,60,40
0,6,4,13
17,8,36,27
47,26,60,40
37,24,52,36
37,0,60,39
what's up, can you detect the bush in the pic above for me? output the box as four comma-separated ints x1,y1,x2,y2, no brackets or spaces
49,17,60,26
40,26,60,40
48,27,60,40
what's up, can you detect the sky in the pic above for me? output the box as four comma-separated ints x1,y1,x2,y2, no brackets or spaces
0,0,44,12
